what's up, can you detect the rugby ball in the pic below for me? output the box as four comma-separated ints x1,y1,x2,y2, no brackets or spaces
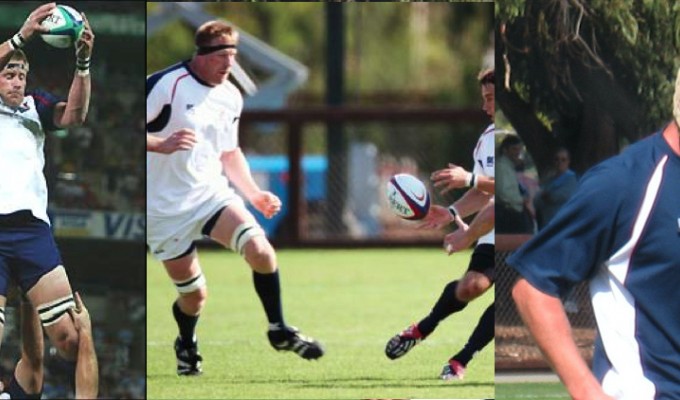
386,173,430,220
40,5,84,49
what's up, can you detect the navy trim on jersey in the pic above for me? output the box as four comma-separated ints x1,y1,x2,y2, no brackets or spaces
184,61,215,88
27,89,61,132
508,129,680,399
146,62,186,98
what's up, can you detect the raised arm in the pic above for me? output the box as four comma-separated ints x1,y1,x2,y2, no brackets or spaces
53,13,94,128
67,292,99,400
0,3,55,69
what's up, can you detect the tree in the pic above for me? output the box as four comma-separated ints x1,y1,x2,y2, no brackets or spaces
496,0,680,175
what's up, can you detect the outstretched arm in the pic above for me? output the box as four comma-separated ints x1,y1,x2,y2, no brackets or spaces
431,163,495,195
0,3,54,69
512,278,613,400
67,292,98,400
443,198,494,254
14,298,44,395
53,13,94,128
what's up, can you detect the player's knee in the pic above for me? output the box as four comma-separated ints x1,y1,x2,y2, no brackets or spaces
180,286,207,315
456,278,489,301
174,272,207,314
243,239,276,271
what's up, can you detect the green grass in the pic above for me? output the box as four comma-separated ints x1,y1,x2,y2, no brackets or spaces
147,248,494,399
496,382,569,399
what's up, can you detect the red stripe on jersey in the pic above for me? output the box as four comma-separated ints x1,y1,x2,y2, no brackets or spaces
171,73,190,103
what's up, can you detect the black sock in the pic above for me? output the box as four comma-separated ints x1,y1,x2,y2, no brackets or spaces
453,303,495,366
417,280,467,337
253,270,285,329
173,300,199,347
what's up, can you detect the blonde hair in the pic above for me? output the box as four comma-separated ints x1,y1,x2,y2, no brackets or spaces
3,49,29,71
195,21,238,47
674,68,680,126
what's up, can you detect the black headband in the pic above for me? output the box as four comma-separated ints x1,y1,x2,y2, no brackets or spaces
196,44,237,55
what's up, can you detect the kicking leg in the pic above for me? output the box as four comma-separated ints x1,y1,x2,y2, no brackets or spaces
207,204,324,360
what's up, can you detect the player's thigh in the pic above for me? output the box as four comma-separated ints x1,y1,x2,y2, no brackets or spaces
26,266,77,354
206,203,258,246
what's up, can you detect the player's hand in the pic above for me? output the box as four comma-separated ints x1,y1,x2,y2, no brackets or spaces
76,12,94,60
443,224,473,255
431,163,471,195
18,3,56,40
67,291,92,333
155,129,197,154
250,191,281,219
417,205,453,230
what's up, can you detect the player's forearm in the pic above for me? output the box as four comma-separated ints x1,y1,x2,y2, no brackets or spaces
512,278,605,400
147,134,163,152
60,73,91,126
222,148,260,200
0,40,13,69
475,176,494,194
452,188,492,218
75,327,98,399
465,199,494,239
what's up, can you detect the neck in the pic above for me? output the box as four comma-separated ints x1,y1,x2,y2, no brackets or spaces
663,121,680,155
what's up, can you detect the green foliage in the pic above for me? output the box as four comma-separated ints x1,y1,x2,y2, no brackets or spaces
147,249,494,399
147,2,493,107
498,0,680,170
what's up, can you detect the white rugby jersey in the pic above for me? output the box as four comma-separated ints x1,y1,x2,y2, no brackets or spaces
0,90,60,224
472,123,495,245
146,62,242,218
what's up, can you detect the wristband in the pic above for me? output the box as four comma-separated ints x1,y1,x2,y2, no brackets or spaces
471,173,478,189
447,204,460,220
9,33,25,50
76,57,90,70
76,68,90,77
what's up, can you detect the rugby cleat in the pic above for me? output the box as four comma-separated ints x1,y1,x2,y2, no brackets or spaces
385,323,424,360
440,359,465,381
267,326,324,360
175,336,203,376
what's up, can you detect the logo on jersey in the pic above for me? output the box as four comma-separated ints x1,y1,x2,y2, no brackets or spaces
486,156,494,167
186,104,194,111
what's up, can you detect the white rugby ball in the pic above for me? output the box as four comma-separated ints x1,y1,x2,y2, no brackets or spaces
386,173,430,220
40,5,84,49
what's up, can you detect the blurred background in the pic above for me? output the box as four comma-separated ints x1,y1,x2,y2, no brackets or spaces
1,2,144,398
495,0,679,395
147,1,494,246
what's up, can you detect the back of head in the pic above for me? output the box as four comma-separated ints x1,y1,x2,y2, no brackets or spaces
478,68,494,86
501,134,522,151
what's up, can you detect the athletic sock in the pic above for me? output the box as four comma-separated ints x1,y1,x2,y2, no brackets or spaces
417,280,467,337
253,270,285,330
452,303,495,366
172,300,199,347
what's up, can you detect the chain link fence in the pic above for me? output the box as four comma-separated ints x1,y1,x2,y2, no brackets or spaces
240,108,488,245
495,235,597,370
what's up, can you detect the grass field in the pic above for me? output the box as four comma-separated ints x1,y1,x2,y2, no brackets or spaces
147,248,494,399
496,382,569,399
